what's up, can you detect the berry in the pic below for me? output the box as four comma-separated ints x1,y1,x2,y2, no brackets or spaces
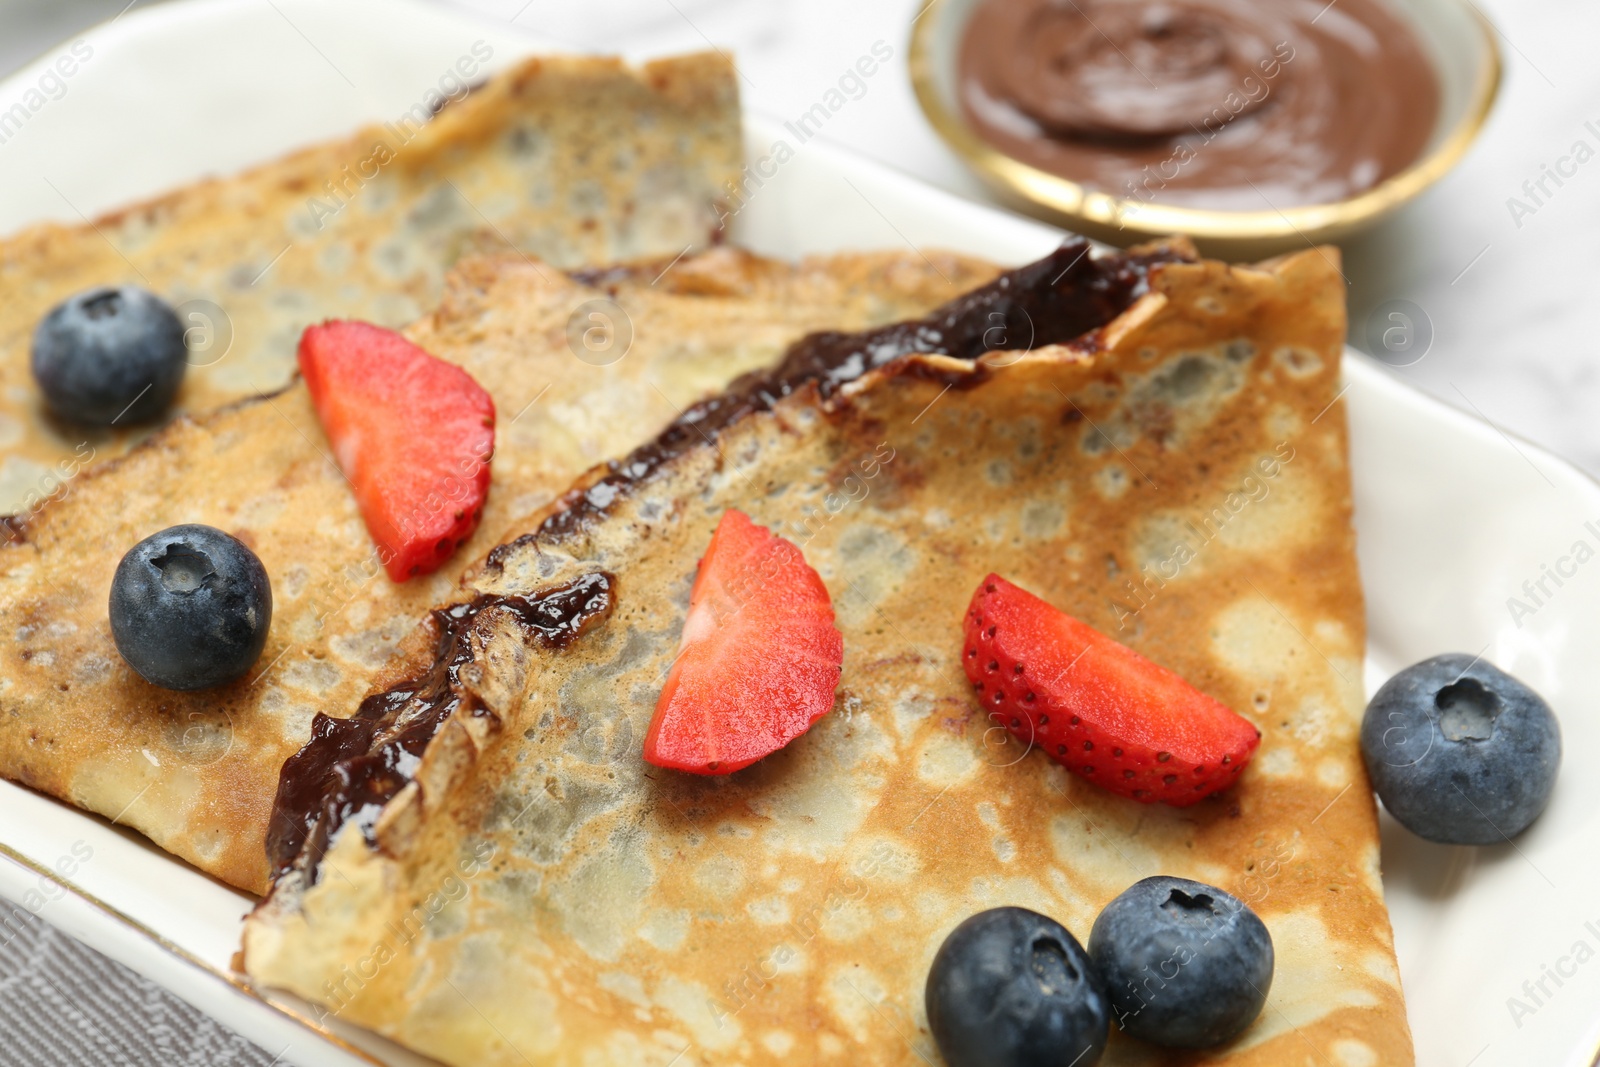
961,574,1260,805
643,509,843,774
926,906,1109,1067
109,524,272,691
1361,653,1559,845
298,321,495,581
31,286,186,425
1088,876,1273,1048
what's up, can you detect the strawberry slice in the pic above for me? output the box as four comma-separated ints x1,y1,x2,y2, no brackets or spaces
962,574,1260,805
644,509,844,774
298,321,494,581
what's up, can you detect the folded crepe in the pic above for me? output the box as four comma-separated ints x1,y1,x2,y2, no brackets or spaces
0,246,995,892
244,241,1412,1065
0,51,740,513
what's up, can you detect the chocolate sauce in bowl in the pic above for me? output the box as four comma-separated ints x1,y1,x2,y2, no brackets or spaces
959,0,1441,209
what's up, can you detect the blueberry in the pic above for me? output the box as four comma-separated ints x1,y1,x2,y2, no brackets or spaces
31,286,187,425
1361,653,1559,845
109,524,271,690
1088,876,1272,1049
925,906,1108,1067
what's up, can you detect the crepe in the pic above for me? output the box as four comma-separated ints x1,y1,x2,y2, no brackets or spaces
0,246,996,893
0,51,741,514
244,241,1412,1065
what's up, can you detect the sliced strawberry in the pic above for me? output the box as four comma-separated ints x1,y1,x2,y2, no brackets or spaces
644,509,844,775
962,574,1260,805
298,321,494,581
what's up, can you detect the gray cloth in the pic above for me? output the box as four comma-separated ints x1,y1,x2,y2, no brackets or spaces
0,902,276,1065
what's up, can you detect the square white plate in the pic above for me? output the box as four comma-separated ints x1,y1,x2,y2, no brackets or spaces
0,2,1594,1065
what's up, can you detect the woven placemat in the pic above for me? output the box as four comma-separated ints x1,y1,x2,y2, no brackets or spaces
0,902,277,1067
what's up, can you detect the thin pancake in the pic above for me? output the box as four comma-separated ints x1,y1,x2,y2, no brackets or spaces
244,244,1411,1065
0,247,994,892
0,52,739,513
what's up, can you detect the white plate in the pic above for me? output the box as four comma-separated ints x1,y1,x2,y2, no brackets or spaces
0,2,1594,1065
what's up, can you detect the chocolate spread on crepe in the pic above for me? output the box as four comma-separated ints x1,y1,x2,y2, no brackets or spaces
270,572,617,878
248,241,1414,1065
0,245,998,894
506,239,1192,549
266,239,1190,878
960,0,1441,209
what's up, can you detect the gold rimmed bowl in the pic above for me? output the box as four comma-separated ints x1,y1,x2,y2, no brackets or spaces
909,0,1502,255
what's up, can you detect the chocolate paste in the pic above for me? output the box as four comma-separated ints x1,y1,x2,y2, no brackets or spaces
267,572,614,878
488,238,1188,564
268,238,1189,879
959,0,1440,209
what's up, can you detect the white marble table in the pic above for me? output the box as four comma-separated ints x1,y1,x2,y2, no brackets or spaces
0,0,1593,1064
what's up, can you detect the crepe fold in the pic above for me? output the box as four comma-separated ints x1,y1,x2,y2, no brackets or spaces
0,51,740,513
244,242,1412,1065
0,245,994,892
